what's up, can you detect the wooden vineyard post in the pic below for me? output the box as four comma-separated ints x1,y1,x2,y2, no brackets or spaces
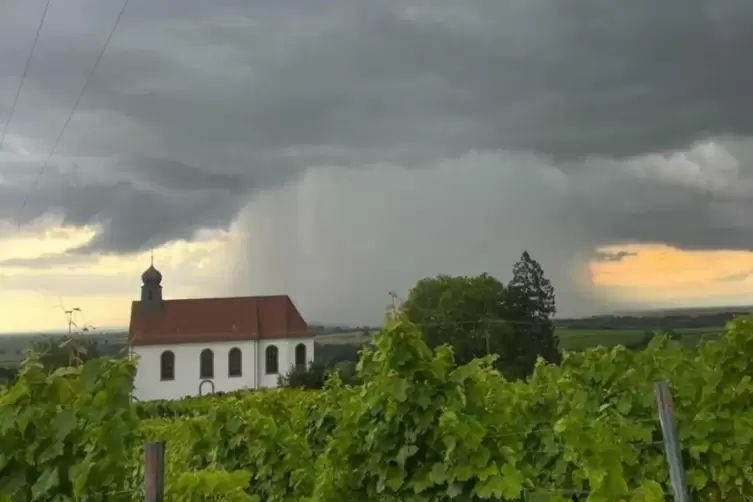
144,441,165,502
655,380,690,502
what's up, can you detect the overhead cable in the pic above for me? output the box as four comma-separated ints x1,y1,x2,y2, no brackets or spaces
17,0,132,228
0,0,53,152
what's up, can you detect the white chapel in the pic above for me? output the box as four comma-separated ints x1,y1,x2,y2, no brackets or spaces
128,262,313,401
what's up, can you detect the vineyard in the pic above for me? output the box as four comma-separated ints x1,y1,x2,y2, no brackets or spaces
2,317,753,501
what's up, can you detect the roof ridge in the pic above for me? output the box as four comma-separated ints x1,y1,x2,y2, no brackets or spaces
134,295,291,303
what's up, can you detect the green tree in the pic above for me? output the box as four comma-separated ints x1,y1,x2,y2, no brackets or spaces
278,360,361,389
506,250,561,372
401,253,562,379
279,361,327,389
508,251,556,320
401,273,516,373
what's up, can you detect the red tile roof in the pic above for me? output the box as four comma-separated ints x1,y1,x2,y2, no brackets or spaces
129,295,308,346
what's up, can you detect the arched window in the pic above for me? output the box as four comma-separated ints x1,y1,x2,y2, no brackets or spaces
295,343,307,368
228,347,242,377
160,350,175,381
200,349,214,379
265,345,279,374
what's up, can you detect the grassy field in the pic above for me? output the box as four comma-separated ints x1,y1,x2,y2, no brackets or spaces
314,326,725,352
556,326,722,351
314,330,372,345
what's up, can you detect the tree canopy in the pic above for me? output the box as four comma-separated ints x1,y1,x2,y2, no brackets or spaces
401,251,560,378
506,250,561,369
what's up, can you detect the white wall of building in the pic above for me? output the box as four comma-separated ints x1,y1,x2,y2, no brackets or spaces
131,337,315,401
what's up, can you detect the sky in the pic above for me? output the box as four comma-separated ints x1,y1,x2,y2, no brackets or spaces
2,0,753,332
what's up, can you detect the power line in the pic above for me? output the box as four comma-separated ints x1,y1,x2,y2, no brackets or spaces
0,0,53,153
17,0,132,228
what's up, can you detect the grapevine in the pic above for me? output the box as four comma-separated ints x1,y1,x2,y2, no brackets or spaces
3,317,753,500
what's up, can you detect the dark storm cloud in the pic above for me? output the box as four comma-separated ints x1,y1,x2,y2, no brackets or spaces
6,0,753,166
562,139,753,253
1,0,753,307
0,159,245,253
121,158,250,194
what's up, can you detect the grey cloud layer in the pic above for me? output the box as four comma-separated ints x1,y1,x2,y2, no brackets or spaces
0,160,244,252
1,0,753,318
5,0,753,163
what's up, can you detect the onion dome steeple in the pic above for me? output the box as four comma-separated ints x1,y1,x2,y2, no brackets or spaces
141,263,162,285
140,251,163,313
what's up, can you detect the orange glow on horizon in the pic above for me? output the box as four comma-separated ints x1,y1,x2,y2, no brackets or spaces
590,244,753,304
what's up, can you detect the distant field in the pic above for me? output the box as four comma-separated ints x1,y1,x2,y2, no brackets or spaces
557,326,722,351
0,331,128,368
314,331,372,346
314,326,726,352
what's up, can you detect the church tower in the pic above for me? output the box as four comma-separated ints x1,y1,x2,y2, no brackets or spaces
140,254,163,314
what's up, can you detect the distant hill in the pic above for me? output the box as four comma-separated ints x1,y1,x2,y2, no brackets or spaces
556,307,749,332
308,324,380,335
611,305,753,317
310,307,753,337
0,330,128,368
